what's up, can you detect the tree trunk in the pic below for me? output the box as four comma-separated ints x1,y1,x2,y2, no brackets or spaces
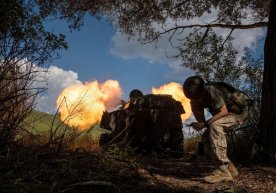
260,0,276,163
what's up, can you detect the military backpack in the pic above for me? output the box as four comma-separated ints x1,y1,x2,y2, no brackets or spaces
206,81,253,111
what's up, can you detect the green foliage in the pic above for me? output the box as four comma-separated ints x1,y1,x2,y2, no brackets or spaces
0,0,68,147
35,0,269,38
0,0,68,62
100,0,269,40
182,29,243,86
239,48,264,112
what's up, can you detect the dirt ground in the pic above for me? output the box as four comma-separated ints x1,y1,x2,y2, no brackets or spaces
102,155,276,193
1,146,275,193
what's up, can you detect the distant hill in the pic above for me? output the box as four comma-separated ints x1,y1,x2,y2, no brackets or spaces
24,110,109,139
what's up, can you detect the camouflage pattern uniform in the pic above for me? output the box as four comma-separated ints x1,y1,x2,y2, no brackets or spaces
191,84,248,166
202,111,248,165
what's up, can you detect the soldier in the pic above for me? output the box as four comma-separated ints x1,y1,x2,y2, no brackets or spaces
183,76,250,183
120,89,143,109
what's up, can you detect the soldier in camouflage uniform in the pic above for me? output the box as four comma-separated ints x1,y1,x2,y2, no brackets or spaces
183,76,249,183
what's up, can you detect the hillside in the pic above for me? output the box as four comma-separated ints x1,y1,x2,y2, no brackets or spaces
23,110,108,140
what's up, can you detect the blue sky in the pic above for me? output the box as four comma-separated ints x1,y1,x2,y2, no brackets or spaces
37,15,265,113
47,16,177,96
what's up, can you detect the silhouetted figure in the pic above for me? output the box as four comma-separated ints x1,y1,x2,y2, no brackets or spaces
183,76,251,183
120,89,143,109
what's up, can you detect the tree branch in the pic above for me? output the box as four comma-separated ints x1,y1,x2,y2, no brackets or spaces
158,22,268,36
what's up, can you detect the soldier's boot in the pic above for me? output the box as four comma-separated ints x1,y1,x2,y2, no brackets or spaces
228,162,239,177
203,167,233,183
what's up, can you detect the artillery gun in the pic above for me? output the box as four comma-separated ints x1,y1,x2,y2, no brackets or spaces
100,94,185,155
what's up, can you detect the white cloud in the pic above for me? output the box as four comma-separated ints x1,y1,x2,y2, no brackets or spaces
0,59,81,114
111,30,191,80
164,62,194,82
111,31,177,64
34,66,81,113
232,28,265,52
110,9,266,80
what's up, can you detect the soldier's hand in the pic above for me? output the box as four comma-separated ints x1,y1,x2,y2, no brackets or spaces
191,122,205,131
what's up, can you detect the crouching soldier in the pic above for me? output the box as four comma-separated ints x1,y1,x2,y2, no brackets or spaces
183,76,251,183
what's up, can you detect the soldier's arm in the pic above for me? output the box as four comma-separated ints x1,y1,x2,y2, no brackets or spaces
206,104,228,125
191,101,205,122
189,102,206,131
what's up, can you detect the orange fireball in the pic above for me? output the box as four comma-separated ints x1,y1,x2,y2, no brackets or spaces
152,82,192,122
56,80,123,130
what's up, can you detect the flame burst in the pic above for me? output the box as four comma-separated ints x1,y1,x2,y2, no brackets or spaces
56,80,122,130
152,82,192,122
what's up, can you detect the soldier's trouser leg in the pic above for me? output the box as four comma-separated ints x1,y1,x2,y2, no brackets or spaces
201,129,212,158
208,114,244,165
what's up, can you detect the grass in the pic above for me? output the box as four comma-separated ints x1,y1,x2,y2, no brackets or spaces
23,110,62,134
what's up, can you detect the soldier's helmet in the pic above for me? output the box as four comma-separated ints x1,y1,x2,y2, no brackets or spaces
183,76,205,100
129,89,143,100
